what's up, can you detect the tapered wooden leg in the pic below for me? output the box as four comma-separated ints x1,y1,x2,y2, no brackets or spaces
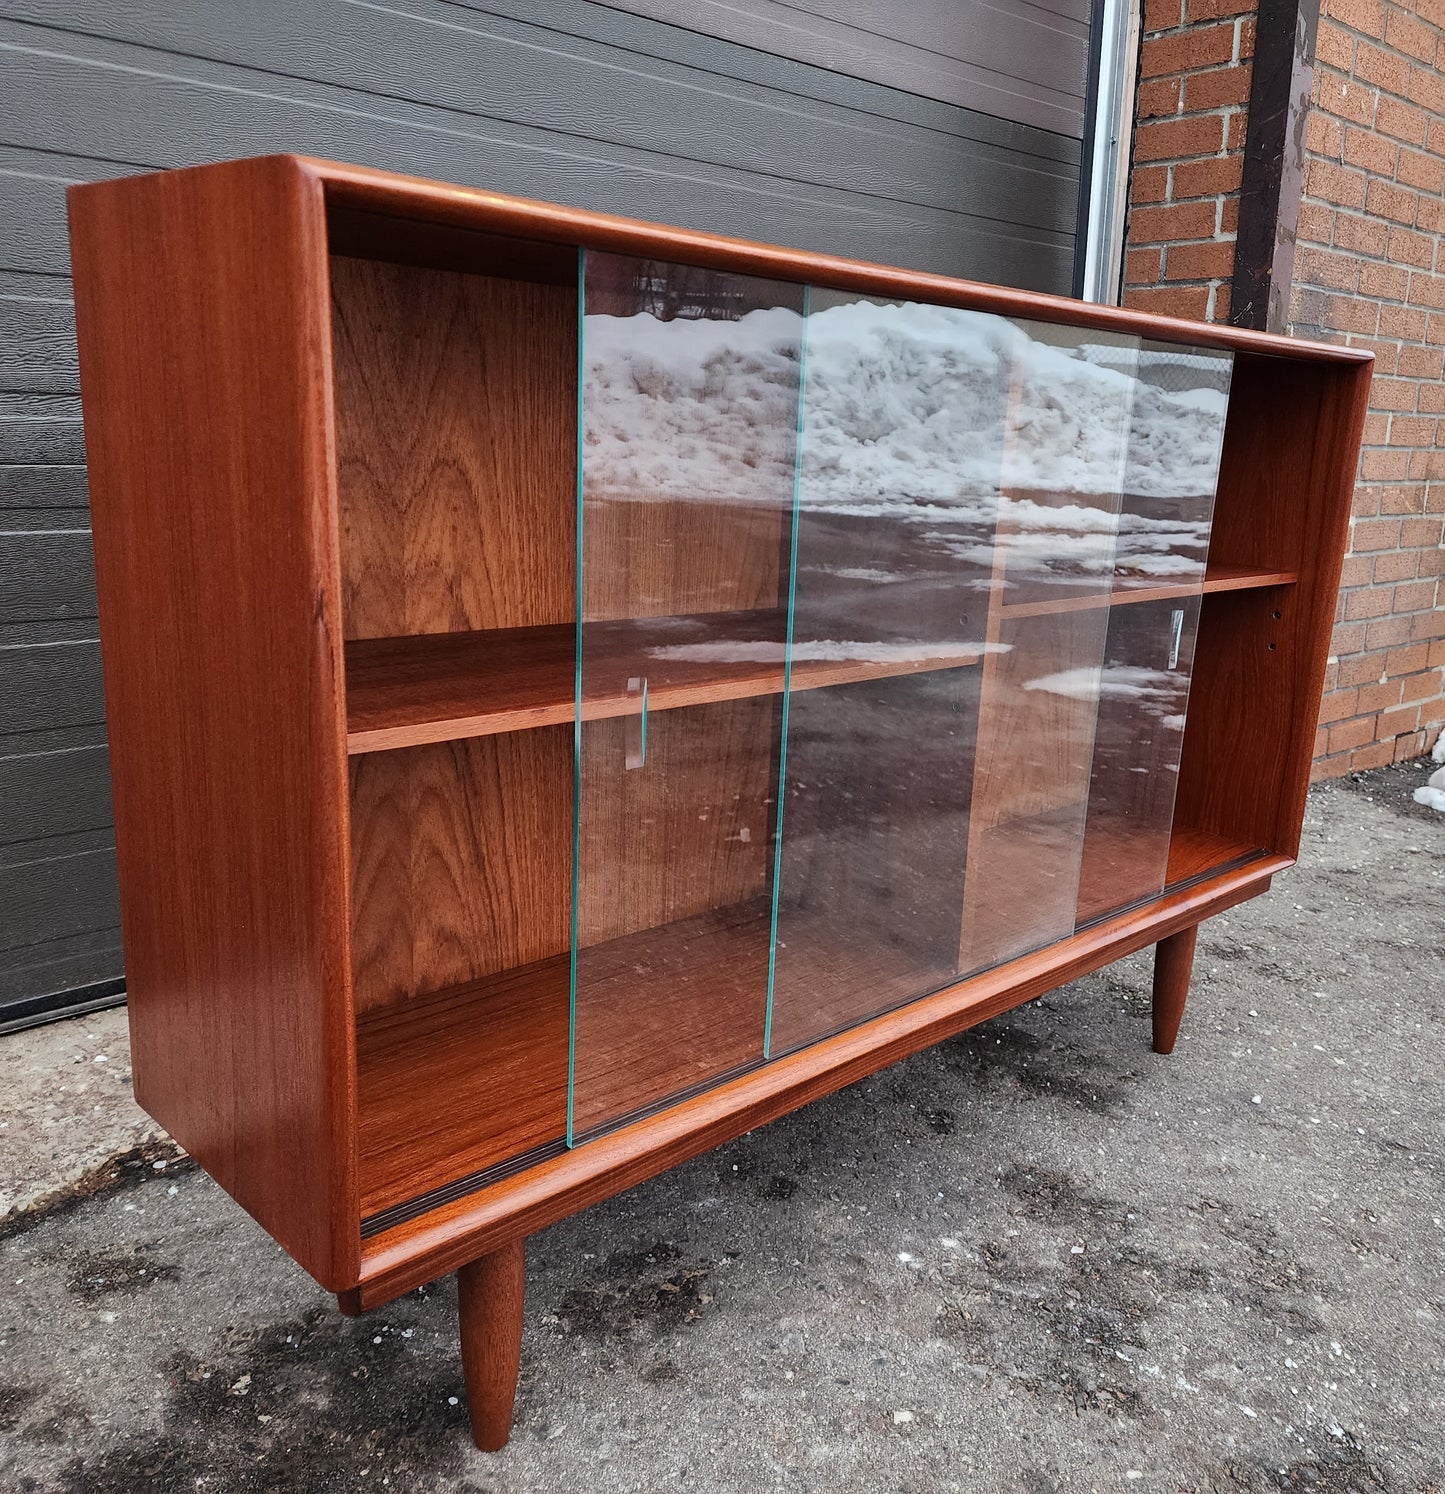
457,1238,526,1452
1152,923,1199,1055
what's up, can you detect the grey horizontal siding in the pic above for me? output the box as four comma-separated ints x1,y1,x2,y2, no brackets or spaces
603,0,1090,136
0,0,1087,1022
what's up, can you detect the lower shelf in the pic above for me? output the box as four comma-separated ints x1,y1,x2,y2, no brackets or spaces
355,822,1267,1231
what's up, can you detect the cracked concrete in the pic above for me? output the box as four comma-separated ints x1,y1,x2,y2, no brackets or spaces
0,760,1441,1493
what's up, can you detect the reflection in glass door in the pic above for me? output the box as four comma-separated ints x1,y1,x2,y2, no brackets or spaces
569,251,805,1139
957,326,1140,974
768,294,1010,1055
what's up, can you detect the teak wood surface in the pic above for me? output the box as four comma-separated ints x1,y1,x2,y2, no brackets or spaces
67,154,1373,1312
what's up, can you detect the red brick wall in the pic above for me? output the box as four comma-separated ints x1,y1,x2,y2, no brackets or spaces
1291,0,1445,774
1123,0,1256,320
1122,0,1445,773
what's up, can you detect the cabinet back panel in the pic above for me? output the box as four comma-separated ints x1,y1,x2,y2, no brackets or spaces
349,731,571,1012
330,256,576,641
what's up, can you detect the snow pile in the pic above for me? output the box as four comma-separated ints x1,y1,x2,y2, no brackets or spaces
1412,732,1445,811
581,299,1232,509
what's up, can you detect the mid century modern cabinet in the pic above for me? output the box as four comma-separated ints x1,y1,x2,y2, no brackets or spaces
67,156,1371,1450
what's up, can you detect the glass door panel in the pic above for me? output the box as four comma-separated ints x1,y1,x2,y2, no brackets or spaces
1078,339,1232,921
958,325,1141,974
769,294,1010,1055
570,251,805,1139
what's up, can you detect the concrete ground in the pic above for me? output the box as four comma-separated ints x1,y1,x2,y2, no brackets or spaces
1,760,1442,1494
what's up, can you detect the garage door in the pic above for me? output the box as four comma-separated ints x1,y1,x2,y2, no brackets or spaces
0,0,1093,1029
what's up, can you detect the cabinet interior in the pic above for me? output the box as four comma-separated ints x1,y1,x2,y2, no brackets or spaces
329,208,1323,1232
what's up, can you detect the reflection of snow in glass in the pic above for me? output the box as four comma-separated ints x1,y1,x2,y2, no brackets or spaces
1022,663,1188,723
582,299,1232,508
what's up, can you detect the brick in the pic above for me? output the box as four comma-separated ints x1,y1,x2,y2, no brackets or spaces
1375,95,1429,147
1141,24,1237,75
1408,59,1445,114
1328,715,1378,752
1393,729,1429,762
1210,283,1232,317
1361,414,1391,443
1408,450,1445,478
1126,246,1164,283
1348,740,1398,770
1364,177,1418,225
1352,517,1403,548
1164,239,1236,280
1417,382,1445,413
1370,377,1419,410
1384,8,1437,62
1388,643,1436,676
1226,110,1247,149
1378,702,1423,738
1357,677,1404,712
1313,69,1377,127
1322,212,1374,255
1186,0,1254,17
1427,484,1445,511
1399,345,1444,379
1376,549,1425,586
1174,154,1244,196
1360,448,1410,480
1122,284,1211,319
1296,201,1334,247
1378,304,1427,338
1401,516,1445,545
1329,0,1387,35
1411,609,1445,639
1343,126,1398,175
1429,640,1445,667
1316,19,1357,70
1352,483,1384,516
1386,223,1434,266
1344,585,1394,619
1319,687,1361,723
1397,148,1445,192
1377,481,1428,513
1238,16,1255,58
1340,556,1376,589
1359,261,1409,299
1418,543,1445,571
1417,196,1445,232
1297,244,1360,291
1219,195,1239,232
1134,114,1228,162
1129,199,1219,241
1394,579,1440,611
1131,165,1170,204
1142,0,1184,27
1324,293,1380,333
1337,651,1389,687
1365,614,1416,648
1138,76,1183,117
1185,63,1253,110
1355,41,1412,94
1303,158,1369,208
1386,416,1435,447
1410,270,1445,308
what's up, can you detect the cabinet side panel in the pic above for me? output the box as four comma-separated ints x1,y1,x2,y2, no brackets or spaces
1175,353,1370,856
67,159,357,1288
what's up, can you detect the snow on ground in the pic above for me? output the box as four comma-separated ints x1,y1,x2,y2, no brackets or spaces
1412,732,1445,810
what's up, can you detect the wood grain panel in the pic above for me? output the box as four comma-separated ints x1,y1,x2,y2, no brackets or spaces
577,696,777,946
67,156,357,1288
348,730,571,1012
330,255,575,641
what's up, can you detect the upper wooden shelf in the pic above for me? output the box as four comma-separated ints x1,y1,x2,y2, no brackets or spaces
996,564,1298,620
346,609,984,754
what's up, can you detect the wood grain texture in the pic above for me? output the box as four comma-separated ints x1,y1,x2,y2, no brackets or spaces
458,1240,527,1452
356,953,567,1216
1175,351,1371,858
344,610,983,754
66,157,358,1288
351,853,1288,1308
312,156,1372,367
331,255,575,641
348,731,571,1012
996,564,1298,620
577,696,778,948
1151,923,1198,1055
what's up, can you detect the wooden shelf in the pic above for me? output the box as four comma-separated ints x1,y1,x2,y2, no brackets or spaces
996,564,1298,620
345,610,983,754
356,821,1264,1226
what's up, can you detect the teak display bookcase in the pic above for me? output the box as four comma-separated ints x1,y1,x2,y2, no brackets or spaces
67,155,1371,1451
